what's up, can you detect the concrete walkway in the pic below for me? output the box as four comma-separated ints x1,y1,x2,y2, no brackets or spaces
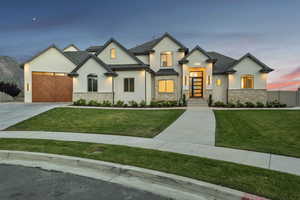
0,103,68,130
155,107,215,145
1,131,299,176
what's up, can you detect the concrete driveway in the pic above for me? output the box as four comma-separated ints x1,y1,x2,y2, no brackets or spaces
0,103,67,130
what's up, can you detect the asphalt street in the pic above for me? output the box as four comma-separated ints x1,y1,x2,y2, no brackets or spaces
0,164,170,200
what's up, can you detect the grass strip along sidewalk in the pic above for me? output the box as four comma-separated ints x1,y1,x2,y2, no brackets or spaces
215,110,300,158
0,139,299,200
6,108,185,138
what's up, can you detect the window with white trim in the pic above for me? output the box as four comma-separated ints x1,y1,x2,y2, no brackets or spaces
160,51,173,67
158,80,174,93
87,74,98,92
241,75,254,89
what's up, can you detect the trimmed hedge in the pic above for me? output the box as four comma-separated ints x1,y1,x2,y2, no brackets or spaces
73,99,186,108
212,100,287,108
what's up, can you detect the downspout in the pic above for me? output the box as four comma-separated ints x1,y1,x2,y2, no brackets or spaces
226,73,229,104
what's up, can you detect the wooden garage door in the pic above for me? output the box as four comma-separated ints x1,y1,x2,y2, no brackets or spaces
32,72,73,102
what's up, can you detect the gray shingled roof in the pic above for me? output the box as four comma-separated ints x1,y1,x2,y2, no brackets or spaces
63,51,90,65
206,51,237,74
86,45,103,52
130,33,187,55
155,68,179,76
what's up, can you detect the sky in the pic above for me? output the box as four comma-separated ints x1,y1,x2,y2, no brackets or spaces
1,0,300,89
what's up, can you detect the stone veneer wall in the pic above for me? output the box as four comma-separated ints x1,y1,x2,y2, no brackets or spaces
73,92,113,102
154,76,179,101
228,89,267,103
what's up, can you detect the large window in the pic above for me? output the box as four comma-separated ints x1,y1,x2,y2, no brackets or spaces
241,75,254,89
160,51,173,67
87,74,98,92
158,80,174,93
124,78,135,92
110,48,116,59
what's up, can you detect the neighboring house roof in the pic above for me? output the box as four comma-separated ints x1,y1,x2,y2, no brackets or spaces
155,68,179,76
63,44,80,51
21,44,78,68
225,53,273,73
70,54,117,76
86,45,103,52
179,45,212,64
95,38,144,65
130,32,188,55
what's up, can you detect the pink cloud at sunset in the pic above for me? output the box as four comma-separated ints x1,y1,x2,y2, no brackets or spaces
267,66,300,91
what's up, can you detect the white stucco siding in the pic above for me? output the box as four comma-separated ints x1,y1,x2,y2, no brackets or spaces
136,55,149,64
74,59,112,93
63,46,78,52
228,57,267,89
186,50,209,67
150,37,185,74
114,70,150,104
97,42,138,65
24,47,76,103
212,75,228,103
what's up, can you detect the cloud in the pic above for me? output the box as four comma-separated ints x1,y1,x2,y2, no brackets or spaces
267,66,300,90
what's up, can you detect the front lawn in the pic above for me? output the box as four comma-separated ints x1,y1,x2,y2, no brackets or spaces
6,108,185,138
0,139,299,200
215,110,300,158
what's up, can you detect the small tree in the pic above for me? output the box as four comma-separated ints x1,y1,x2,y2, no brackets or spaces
0,81,21,97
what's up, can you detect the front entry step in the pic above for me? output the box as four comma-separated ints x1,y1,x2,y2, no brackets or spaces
188,98,208,107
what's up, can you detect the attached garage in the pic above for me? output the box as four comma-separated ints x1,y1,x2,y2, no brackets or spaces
32,72,73,102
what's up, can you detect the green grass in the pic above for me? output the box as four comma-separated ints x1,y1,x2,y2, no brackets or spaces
0,139,299,200
215,110,300,158
6,108,185,138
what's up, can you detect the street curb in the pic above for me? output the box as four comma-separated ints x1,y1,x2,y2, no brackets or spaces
0,150,270,200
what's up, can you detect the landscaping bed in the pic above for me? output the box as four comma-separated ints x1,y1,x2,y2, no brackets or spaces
210,100,287,108
215,110,300,158
6,108,185,138
0,138,299,200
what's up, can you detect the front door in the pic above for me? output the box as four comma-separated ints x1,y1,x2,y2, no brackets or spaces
190,71,203,98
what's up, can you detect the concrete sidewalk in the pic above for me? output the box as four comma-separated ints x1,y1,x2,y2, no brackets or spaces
155,107,215,145
1,131,299,176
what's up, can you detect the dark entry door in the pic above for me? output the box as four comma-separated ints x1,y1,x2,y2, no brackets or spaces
190,77,203,98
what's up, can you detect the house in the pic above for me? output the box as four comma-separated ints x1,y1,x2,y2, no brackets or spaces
22,32,273,104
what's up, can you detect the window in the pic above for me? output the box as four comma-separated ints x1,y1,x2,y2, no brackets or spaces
87,74,98,92
110,48,116,59
124,78,134,92
160,51,172,67
241,75,254,89
216,79,222,86
158,80,174,93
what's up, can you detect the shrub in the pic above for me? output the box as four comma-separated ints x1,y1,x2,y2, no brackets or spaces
115,100,124,107
226,102,236,108
266,101,273,108
123,103,128,108
0,81,21,97
88,100,98,106
139,100,146,107
280,103,287,108
236,100,245,108
208,94,213,107
128,100,138,107
214,101,226,107
169,101,178,107
182,94,187,106
256,102,265,108
73,99,86,106
150,101,158,107
245,101,255,108
102,100,112,107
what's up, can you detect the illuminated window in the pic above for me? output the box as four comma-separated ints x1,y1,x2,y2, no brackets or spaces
160,51,172,67
124,78,134,92
216,79,222,86
207,75,211,85
241,75,254,89
87,74,98,92
110,48,116,59
158,80,174,93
